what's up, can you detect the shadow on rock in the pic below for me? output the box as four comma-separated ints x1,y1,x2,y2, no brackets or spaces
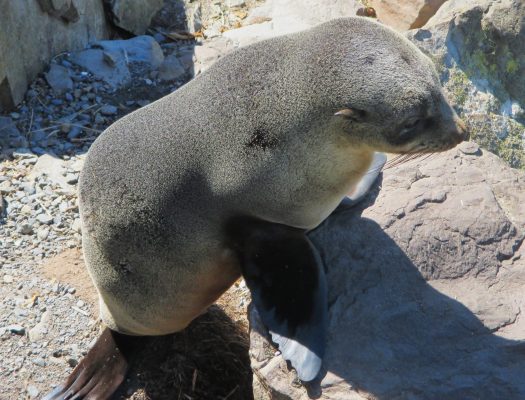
302,206,525,399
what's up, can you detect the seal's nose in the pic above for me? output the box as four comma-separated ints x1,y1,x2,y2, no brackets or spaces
455,117,469,142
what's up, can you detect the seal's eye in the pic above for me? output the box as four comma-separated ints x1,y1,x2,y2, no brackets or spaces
403,118,421,130
399,118,422,138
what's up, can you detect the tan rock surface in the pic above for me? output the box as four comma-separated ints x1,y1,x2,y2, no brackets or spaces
368,0,447,30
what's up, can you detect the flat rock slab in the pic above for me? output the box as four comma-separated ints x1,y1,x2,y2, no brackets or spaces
250,143,525,400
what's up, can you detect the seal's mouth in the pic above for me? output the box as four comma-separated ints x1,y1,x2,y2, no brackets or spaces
384,121,469,169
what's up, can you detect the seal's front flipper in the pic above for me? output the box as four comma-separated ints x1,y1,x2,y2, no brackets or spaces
345,151,387,206
226,217,327,382
43,327,132,400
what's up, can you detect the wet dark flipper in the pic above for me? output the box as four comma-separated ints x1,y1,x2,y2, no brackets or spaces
226,217,328,382
43,327,133,400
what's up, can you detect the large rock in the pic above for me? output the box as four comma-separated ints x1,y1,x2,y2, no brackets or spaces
70,36,164,88
251,143,525,399
368,0,447,31
407,0,525,169
0,0,109,111
223,0,362,47
104,0,164,35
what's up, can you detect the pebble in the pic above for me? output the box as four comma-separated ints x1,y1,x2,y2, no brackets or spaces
18,223,34,235
7,324,26,335
21,204,33,214
67,125,83,140
100,104,118,115
459,141,481,155
27,385,40,398
37,214,54,225
94,113,105,125
67,357,79,367
13,148,36,159
72,218,82,233
65,173,79,184
37,227,50,241
32,357,47,367
29,323,48,342
3,275,14,284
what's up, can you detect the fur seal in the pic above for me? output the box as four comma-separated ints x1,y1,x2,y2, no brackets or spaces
44,17,467,399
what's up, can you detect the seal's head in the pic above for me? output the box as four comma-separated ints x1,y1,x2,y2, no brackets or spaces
309,18,467,155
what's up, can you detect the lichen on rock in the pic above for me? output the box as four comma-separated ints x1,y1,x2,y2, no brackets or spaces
407,0,525,169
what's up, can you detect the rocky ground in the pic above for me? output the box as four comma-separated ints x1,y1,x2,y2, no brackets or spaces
0,2,259,399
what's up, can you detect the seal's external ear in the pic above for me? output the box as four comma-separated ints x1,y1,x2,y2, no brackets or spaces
334,107,367,122
225,217,328,382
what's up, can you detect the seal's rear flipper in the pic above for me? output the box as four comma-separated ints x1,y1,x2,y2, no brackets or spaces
43,328,132,400
344,151,387,206
226,217,327,382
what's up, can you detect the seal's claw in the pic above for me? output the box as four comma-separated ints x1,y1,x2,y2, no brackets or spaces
43,328,130,399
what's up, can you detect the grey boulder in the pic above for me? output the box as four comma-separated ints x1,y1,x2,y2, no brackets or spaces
104,0,164,35
70,35,164,88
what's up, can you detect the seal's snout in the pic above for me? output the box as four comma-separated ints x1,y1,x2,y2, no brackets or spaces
455,117,469,142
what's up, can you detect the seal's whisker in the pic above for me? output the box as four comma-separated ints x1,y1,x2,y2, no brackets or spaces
384,154,409,169
385,153,416,169
385,151,430,170
385,153,406,165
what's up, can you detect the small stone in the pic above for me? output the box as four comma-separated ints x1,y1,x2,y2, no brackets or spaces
0,180,14,193
228,0,245,7
76,300,85,308
60,123,72,134
67,126,83,140
65,173,78,184
29,323,48,342
103,51,118,68
27,385,40,398
21,204,33,215
13,148,36,159
45,64,74,94
18,223,34,235
67,287,76,294
459,141,481,155
72,218,82,233
32,357,47,367
159,55,187,81
67,358,78,367
37,228,50,241
94,113,105,125
100,104,118,116
7,325,25,335
3,275,14,283
37,214,54,225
